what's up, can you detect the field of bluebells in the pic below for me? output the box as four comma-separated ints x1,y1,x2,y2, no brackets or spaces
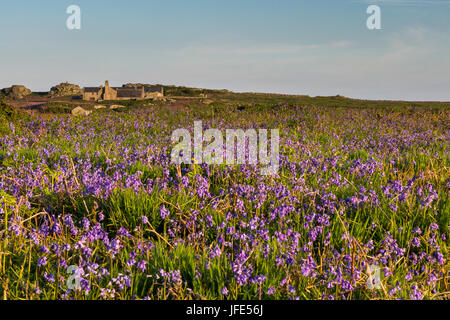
0,100,448,300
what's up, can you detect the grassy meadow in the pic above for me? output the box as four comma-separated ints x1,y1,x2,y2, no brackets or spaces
0,93,448,300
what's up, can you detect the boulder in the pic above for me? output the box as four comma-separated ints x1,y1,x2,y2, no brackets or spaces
1,85,32,99
71,106,92,116
94,105,106,109
109,104,126,110
49,82,82,97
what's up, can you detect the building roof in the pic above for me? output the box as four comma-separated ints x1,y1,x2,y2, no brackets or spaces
84,87,101,93
116,88,142,98
144,86,163,93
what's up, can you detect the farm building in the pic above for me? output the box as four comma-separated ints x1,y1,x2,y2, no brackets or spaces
83,81,164,101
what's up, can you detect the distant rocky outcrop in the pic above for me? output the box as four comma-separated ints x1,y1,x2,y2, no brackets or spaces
94,105,106,109
71,106,92,116
1,85,32,99
49,82,82,97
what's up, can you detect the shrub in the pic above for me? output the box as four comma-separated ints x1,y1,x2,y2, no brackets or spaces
0,100,30,134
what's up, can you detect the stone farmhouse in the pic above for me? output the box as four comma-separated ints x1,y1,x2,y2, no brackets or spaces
83,81,164,101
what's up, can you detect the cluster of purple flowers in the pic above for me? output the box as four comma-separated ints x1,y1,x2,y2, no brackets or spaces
0,105,447,300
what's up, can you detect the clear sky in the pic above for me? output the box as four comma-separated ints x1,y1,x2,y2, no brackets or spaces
1,0,449,100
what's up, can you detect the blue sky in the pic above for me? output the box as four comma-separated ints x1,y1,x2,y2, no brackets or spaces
1,0,449,100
